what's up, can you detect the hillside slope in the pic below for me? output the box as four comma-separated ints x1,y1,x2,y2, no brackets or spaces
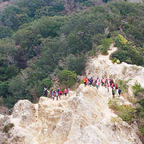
0,45,143,144
86,44,144,95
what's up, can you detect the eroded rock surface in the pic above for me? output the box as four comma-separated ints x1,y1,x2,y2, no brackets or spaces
0,85,142,144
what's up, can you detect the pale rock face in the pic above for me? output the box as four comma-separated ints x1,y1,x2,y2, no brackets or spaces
0,84,142,144
12,100,36,125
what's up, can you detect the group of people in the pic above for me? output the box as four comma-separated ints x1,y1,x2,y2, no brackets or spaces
43,76,122,100
83,76,122,98
43,87,69,101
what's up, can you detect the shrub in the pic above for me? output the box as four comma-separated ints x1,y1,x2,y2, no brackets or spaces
101,38,113,55
139,126,144,135
115,34,128,49
101,46,108,55
3,123,14,133
112,57,117,63
89,49,96,56
58,70,77,87
109,99,136,123
137,99,144,118
133,82,144,97
111,117,120,123
112,57,120,64
118,105,136,123
113,34,144,66
115,79,128,93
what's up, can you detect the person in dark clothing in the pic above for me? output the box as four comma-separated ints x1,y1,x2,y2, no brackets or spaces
112,88,115,98
89,77,93,86
57,88,60,96
43,87,48,97
118,88,121,96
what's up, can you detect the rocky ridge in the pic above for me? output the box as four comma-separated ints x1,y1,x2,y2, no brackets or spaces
0,45,143,144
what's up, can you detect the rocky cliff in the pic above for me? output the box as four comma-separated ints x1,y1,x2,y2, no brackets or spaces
0,85,142,144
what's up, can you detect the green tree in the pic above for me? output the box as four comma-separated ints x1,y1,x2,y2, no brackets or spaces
67,30,92,54
58,70,77,87
0,26,13,38
0,82,8,98
67,54,86,75
41,77,52,88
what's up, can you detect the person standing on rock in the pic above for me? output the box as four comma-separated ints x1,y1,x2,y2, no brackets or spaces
112,88,115,98
56,91,59,100
101,78,105,86
64,88,68,96
43,87,48,97
107,83,110,92
96,82,99,89
83,77,88,86
59,90,63,99
118,87,121,96
52,90,56,100
115,84,118,90
89,77,93,86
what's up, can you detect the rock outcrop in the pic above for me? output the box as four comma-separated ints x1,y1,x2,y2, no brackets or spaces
0,84,142,144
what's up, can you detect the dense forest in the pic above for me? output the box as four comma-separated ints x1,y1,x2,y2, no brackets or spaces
0,0,143,108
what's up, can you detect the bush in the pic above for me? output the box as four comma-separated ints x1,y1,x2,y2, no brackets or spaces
115,34,128,48
3,123,14,133
139,126,144,135
58,70,77,87
112,57,117,63
118,105,136,123
113,34,144,66
109,99,136,123
101,38,113,55
137,99,144,118
133,82,144,97
115,79,128,93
